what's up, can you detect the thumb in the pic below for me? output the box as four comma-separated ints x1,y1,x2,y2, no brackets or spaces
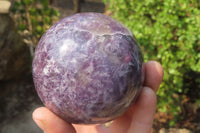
32,107,76,133
128,87,157,133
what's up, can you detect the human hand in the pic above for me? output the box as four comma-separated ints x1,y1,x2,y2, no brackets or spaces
32,61,164,133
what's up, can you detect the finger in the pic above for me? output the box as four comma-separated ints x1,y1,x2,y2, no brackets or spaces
96,114,131,133
32,107,76,133
144,61,164,92
73,124,99,133
96,61,162,133
128,87,157,133
96,87,157,133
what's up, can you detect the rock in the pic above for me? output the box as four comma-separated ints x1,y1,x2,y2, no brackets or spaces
0,14,31,80
1,108,42,133
0,0,11,14
79,1,105,13
0,77,43,133
51,0,74,10
50,0,105,18
159,128,193,133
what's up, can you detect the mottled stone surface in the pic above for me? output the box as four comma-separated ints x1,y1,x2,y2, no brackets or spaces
32,13,143,124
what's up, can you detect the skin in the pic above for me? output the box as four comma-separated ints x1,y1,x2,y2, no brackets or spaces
32,61,164,133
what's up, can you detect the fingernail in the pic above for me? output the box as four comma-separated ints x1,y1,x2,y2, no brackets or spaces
32,109,47,131
34,119,47,131
96,123,112,133
104,121,113,127
141,63,146,85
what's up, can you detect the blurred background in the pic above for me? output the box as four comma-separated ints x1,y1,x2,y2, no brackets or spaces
0,0,199,133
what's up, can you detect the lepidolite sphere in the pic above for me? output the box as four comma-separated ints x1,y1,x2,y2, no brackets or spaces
32,13,143,124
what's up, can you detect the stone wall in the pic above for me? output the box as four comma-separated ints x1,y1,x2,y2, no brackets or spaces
51,0,104,12
0,0,11,13
0,0,31,81
50,0,105,18
0,2,41,132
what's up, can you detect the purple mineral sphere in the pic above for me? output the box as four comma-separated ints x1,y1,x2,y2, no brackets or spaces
32,12,144,124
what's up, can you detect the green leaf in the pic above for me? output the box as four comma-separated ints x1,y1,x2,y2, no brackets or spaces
103,0,200,124
23,0,31,5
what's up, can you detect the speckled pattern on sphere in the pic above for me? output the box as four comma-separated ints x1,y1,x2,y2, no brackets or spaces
32,13,143,124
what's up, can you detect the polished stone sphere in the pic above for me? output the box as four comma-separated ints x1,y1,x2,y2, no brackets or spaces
32,12,143,124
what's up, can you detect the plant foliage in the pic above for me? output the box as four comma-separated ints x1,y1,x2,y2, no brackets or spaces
11,0,60,46
103,0,200,125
